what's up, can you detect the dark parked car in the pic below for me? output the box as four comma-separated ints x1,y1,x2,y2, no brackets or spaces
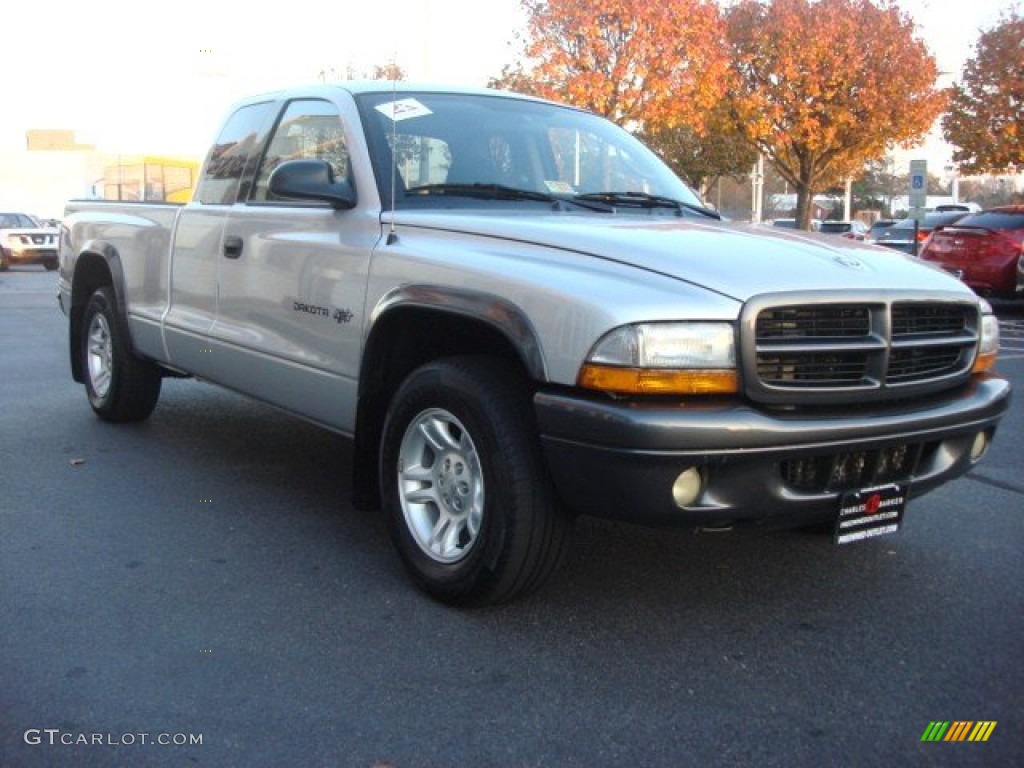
771,218,822,231
819,220,869,239
864,219,897,243
918,205,1024,299
871,212,968,255
934,203,981,213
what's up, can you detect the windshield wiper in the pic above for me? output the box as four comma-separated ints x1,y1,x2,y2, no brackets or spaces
574,191,721,219
404,183,615,212
406,182,559,203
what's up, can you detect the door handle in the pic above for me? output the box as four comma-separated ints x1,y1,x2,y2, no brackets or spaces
223,235,243,259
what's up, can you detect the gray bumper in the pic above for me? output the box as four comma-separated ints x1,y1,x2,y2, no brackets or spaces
534,375,1011,528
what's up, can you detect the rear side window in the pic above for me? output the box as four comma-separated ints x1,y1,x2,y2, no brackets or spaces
195,102,276,205
955,211,1024,230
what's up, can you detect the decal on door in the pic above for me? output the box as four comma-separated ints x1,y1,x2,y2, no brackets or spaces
292,300,354,324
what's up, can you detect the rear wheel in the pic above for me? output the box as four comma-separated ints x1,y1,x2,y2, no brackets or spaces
380,356,571,606
80,287,162,422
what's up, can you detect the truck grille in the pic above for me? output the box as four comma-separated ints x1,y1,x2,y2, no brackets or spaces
742,294,979,404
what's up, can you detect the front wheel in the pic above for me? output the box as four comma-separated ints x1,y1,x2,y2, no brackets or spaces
80,287,162,422
380,356,571,606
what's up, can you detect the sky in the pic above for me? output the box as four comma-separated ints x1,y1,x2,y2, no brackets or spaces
1,0,1018,171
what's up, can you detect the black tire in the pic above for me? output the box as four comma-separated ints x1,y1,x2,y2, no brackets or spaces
44,260,58,271
80,287,162,422
380,355,572,606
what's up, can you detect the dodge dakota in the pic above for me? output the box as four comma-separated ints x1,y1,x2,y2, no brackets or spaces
58,82,1011,604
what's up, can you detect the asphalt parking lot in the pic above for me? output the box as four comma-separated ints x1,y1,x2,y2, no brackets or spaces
2,268,1022,767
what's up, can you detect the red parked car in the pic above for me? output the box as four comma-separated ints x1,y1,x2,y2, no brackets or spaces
918,205,1024,299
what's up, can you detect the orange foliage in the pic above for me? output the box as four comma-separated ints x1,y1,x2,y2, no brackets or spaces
517,0,730,132
942,10,1024,175
726,0,945,227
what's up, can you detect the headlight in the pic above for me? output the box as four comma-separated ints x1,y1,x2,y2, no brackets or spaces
973,299,999,373
578,322,738,395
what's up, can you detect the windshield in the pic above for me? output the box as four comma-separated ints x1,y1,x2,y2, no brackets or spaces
0,213,39,229
953,210,1024,230
356,91,705,213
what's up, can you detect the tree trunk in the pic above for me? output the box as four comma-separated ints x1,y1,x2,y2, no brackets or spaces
794,184,814,230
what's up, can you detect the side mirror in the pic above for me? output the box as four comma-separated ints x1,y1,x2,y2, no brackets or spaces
267,159,356,209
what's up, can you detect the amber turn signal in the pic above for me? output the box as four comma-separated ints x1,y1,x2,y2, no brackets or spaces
578,365,739,395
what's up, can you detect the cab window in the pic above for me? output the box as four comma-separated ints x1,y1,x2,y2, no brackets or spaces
251,100,350,202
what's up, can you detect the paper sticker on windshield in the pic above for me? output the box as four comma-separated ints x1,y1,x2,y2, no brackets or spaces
375,98,433,121
544,180,575,194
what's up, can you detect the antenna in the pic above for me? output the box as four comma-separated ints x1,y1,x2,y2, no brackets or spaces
387,55,398,245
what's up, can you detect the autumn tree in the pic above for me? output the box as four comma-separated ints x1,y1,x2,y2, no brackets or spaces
500,0,729,133
942,9,1024,175
640,107,757,198
319,62,406,81
958,176,1024,208
725,0,945,229
488,63,544,97
849,157,901,214
371,62,406,81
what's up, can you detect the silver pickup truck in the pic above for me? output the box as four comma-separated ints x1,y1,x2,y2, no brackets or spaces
59,82,1011,605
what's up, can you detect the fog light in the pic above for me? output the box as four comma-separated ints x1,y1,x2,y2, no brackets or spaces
672,467,703,508
969,431,989,462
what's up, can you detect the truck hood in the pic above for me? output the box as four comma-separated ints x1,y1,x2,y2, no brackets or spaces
391,211,968,302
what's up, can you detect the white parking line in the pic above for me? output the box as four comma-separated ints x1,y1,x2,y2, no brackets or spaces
997,316,1023,357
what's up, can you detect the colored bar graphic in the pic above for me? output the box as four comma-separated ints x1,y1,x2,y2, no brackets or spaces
945,721,973,741
921,721,996,742
921,722,949,741
968,722,997,742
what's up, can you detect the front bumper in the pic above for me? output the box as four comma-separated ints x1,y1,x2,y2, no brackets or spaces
535,374,1011,528
2,246,58,265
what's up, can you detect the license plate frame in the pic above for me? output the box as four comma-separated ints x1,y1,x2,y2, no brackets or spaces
834,483,906,545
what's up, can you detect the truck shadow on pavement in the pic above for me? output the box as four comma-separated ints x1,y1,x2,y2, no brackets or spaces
103,377,923,629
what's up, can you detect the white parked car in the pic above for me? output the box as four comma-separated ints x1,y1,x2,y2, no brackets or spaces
819,220,870,240
0,212,59,271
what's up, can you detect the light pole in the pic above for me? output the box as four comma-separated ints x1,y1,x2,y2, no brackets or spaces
944,163,959,203
751,153,764,223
